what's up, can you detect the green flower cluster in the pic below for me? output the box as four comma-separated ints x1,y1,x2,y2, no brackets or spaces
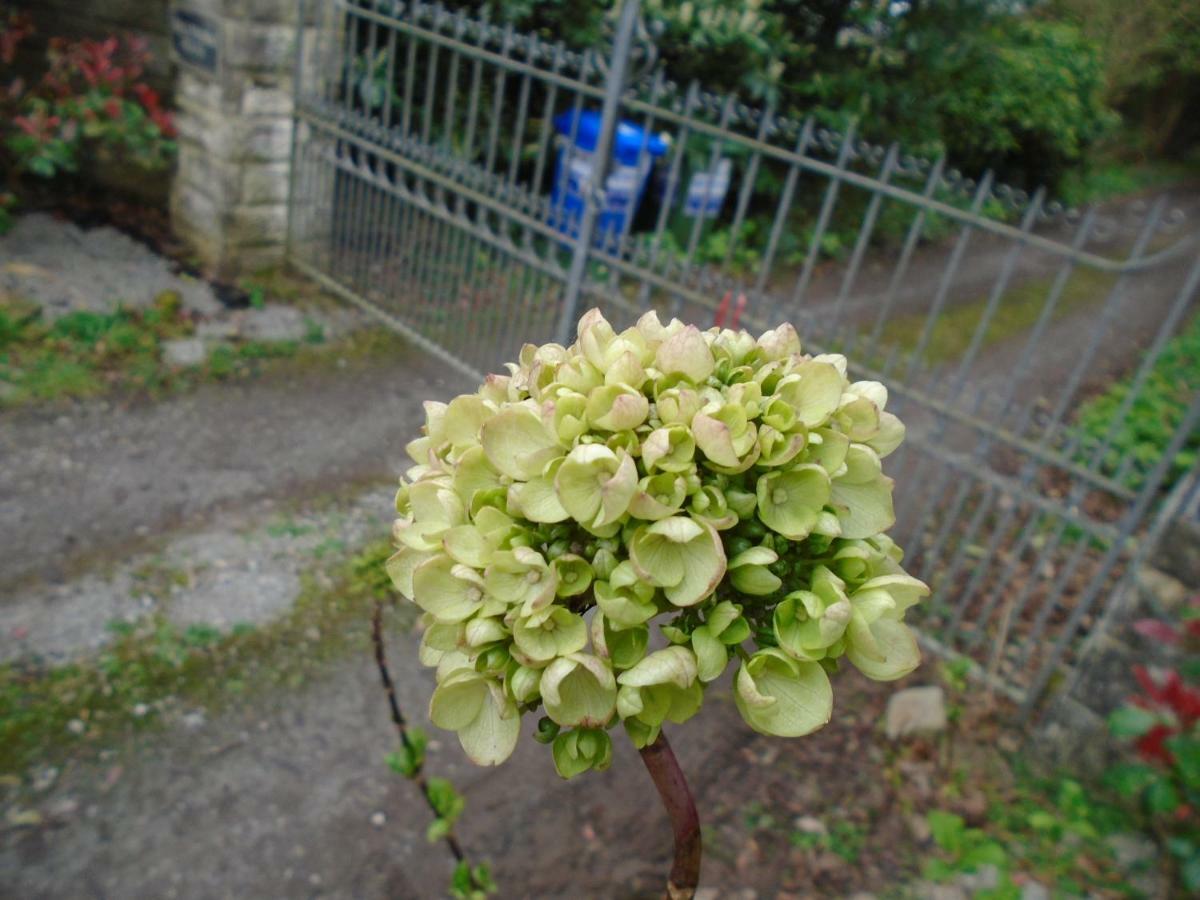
389,309,928,777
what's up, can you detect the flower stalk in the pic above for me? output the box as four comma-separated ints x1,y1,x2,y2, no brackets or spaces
638,731,701,900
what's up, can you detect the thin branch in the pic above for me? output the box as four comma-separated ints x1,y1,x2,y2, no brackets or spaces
639,731,702,900
372,596,466,862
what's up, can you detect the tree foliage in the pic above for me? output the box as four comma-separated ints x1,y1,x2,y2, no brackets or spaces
471,0,1114,189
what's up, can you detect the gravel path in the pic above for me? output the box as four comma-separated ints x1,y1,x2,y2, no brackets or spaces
0,348,469,595
0,486,395,665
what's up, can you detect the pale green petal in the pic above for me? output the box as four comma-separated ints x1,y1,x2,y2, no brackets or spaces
642,426,696,473
553,554,594,597
386,546,434,599
508,665,542,704
595,579,659,628
692,412,741,467
430,670,486,731
847,618,921,681
692,625,728,682
457,680,521,766
734,649,833,737
412,555,484,623
656,387,701,426
617,645,698,689
541,654,618,727
512,607,587,662
655,325,715,382
756,465,831,540
781,360,844,427
831,474,896,539
629,517,726,607
756,322,802,360
442,525,493,568
480,406,562,480
868,411,906,458
856,574,929,615
554,443,614,524
586,383,650,432
508,467,570,523
444,395,491,448
606,349,649,390
731,565,783,596
597,451,638,527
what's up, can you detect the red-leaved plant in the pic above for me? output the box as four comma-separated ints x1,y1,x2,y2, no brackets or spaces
1107,595,1200,892
0,10,175,229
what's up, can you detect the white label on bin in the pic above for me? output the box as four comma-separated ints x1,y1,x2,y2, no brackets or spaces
684,158,732,218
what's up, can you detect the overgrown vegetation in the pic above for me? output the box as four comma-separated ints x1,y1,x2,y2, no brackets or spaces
1106,598,1200,893
923,777,1132,897
0,539,401,775
480,0,1119,192
1072,312,1200,493
0,291,334,405
0,10,175,231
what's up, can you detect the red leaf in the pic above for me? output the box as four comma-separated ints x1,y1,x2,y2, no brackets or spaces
1133,619,1181,644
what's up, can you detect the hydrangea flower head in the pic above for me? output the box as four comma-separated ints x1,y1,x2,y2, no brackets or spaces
389,309,927,776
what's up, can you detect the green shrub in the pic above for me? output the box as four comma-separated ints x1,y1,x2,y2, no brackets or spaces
1072,313,1200,493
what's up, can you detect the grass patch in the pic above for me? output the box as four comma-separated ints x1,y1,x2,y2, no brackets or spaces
0,286,412,408
1059,158,1199,208
0,539,404,776
879,266,1117,366
923,775,1135,897
0,292,193,403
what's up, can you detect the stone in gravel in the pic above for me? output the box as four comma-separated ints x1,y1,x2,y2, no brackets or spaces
957,863,1000,892
241,305,308,342
1106,832,1158,870
914,883,966,900
196,319,241,340
1020,880,1050,900
793,815,827,835
162,338,208,368
885,686,947,738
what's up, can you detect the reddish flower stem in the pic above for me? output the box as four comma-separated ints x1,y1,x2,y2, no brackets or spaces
638,731,702,899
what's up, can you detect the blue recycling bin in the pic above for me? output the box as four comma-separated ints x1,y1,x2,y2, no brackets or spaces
550,109,668,244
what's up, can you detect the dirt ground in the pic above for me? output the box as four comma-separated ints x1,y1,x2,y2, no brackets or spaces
0,608,995,900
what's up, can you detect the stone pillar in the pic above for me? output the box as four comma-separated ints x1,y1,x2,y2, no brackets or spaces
169,0,299,279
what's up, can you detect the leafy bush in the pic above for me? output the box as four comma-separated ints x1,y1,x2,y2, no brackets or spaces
1072,313,1200,493
474,0,1112,190
0,11,175,196
1106,599,1200,893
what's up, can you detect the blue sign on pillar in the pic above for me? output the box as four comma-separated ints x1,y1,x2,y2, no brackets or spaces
170,7,221,77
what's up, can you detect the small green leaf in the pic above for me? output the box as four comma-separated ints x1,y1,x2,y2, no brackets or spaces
927,810,966,852
1146,778,1180,815
385,728,429,778
1166,734,1200,789
1104,762,1160,797
1108,705,1158,738
426,777,466,825
427,817,452,843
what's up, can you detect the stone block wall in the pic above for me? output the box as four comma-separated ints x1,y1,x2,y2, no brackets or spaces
168,0,302,279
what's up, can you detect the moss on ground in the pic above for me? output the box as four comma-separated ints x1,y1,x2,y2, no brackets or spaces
0,284,413,408
0,538,408,776
879,266,1118,366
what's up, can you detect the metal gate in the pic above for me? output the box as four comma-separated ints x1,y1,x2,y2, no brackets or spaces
286,0,1200,711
